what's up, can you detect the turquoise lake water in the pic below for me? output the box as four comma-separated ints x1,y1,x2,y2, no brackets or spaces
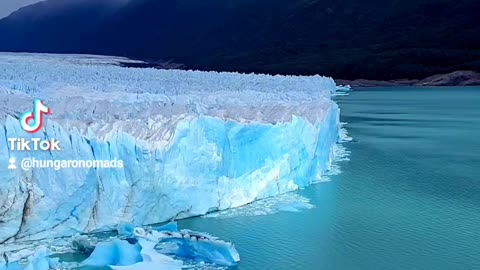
179,87,480,270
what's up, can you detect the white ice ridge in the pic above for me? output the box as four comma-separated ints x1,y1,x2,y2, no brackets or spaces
0,53,341,243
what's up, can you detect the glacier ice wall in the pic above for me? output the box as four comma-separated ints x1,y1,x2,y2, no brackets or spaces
0,53,340,243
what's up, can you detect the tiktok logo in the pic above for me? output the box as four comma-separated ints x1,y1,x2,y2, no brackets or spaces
20,99,51,134
7,99,61,152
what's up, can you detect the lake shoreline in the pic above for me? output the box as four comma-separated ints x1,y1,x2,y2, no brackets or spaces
337,71,480,88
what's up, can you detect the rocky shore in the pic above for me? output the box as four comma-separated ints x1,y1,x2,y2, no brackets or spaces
337,71,480,88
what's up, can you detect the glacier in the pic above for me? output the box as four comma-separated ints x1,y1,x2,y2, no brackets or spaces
0,53,341,243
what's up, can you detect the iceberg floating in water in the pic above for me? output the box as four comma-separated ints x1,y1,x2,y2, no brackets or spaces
83,225,236,269
82,239,143,267
0,246,57,270
84,239,182,270
0,53,341,242
71,234,95,255
116,238,183,270
117,223,137,238
157,230,240,266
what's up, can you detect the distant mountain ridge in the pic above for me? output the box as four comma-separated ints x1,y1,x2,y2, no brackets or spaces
0,0,479,80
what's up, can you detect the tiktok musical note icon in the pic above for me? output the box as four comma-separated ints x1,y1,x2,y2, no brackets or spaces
19,99,51,134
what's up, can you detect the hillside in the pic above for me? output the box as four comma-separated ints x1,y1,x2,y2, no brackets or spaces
0,0,479,79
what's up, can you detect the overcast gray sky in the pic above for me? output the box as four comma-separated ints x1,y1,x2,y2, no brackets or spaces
0,0,43,18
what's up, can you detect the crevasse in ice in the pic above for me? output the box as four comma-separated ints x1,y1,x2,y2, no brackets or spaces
0,53,341,243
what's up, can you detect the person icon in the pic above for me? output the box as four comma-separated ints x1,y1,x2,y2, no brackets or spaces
8,158,17,170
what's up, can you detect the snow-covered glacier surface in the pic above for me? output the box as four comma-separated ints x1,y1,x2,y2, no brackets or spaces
0,53,341,243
